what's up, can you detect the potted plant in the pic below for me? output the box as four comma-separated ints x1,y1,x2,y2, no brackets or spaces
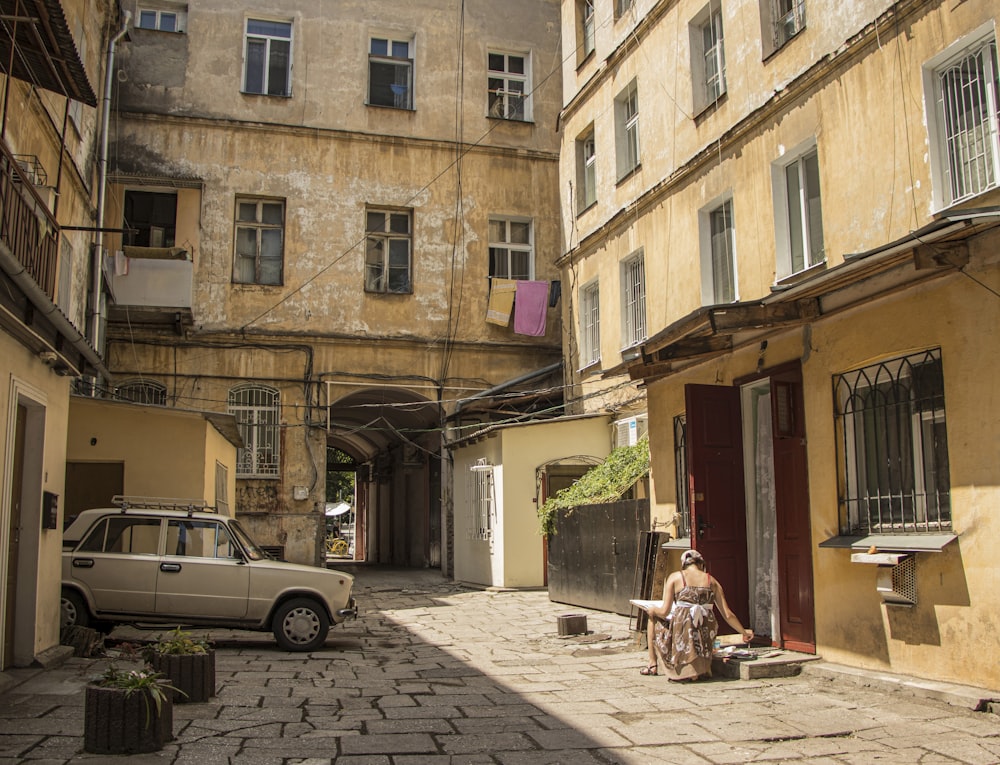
143,626,216,703
84,664,176,754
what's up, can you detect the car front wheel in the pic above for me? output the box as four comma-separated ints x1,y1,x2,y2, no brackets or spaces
61,590,92,629
272,598,330,651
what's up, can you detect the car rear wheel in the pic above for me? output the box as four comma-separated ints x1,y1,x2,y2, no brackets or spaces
61,590,92,629
272,598,330,651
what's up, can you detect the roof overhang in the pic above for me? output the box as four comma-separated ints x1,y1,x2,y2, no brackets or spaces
629,208,1000,384
0,0,97,106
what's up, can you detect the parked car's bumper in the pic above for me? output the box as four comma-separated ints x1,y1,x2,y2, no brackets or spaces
336,598,358,620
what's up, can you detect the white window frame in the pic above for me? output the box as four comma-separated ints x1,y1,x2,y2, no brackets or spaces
615,80,640,179
924,25,999,210
772,142,825,279
242,18,292,97
620,250,646,349
488,217,534,280
577,127,597,212
579,0,596,61
228,385,280,479
699,196,737,304
690,4,726,114
365,207,413,294
368,36,414,109
759,0,805,58
580,280,601,368
469,461,495,542
233,196,285,286
137,7,184,33
488,50,531,121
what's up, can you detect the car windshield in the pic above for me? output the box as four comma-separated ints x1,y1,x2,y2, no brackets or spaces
228,520,268,561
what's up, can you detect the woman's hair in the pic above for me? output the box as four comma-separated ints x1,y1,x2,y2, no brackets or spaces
681,549,705,569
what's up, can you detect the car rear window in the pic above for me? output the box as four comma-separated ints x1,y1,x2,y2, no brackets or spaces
78,517,161,554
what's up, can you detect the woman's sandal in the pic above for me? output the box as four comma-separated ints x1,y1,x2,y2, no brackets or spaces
639,664,658,675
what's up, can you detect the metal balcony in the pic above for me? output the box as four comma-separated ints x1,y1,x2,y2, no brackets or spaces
0,140,58,299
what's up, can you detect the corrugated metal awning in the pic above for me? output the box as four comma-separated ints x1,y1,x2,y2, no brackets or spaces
0,0,97,106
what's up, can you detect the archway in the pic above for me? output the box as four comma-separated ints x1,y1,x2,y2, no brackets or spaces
326,387,442,568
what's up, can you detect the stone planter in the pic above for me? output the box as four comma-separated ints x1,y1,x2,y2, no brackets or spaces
83,683,174,754
147,650,216,703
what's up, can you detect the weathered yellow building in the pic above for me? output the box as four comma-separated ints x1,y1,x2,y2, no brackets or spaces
0,0,113,668
102,1,565,571
558,0,1000,689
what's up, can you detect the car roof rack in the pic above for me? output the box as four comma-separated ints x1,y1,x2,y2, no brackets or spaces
111,496,216,516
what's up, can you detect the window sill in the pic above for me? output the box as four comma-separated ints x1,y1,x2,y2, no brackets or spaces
487,116,534,125
693,92,727,124
576,50,596,72
365,102,415,112
576,199,597,218
818,532,957,553
772,260,827,290
615,163,641,186
240,91,292,99
660,536,691,550
578,360,602,378
232,281,284,289
364,289,413,296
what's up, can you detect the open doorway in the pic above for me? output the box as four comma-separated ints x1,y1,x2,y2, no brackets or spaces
685,362,815,652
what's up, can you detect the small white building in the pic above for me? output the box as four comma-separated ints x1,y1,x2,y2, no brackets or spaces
450,414,611,588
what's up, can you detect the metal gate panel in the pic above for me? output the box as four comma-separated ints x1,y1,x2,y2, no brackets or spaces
547,498,650,615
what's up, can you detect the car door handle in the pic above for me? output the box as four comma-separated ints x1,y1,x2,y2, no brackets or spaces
72,558,94,568
160,563,182,572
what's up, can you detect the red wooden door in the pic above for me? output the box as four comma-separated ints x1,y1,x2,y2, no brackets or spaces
770,368,816,652
685,384,750,632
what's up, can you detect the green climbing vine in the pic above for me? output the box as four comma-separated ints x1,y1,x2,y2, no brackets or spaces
537,436,650,536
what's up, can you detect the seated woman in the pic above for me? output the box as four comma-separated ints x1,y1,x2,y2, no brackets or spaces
641,549,754,680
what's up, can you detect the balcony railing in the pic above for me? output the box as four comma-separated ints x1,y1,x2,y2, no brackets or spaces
0,141,58,299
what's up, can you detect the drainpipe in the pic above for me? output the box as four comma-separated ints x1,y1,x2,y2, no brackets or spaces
91,10,131,361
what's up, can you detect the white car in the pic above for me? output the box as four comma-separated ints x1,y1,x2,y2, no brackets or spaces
61,498,356,651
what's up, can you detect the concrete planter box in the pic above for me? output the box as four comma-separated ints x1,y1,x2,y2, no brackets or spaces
147,650,216,703
83,683,174,754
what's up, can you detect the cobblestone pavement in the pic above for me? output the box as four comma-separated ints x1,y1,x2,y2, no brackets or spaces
1,566,998,764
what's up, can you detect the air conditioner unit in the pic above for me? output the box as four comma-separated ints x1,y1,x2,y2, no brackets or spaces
614,414,648,448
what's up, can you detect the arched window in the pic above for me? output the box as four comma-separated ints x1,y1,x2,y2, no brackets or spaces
115,379,167,406
228,385,280,477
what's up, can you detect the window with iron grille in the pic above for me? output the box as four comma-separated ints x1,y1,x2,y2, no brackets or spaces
621,251,646,348
228,385,280,478
674,415,690,538
932,36,999,206
365,208,412,293
489,218,533,280
243,18,291,96
580,280,601,367
833,349,951,535
369,37,413,109
469,462,494,541
115,379,167,406
234,197,284,285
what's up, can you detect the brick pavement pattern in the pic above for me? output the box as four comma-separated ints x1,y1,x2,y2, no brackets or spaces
1,566,998,763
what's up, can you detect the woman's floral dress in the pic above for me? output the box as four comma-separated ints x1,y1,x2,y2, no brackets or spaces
652,574,718,680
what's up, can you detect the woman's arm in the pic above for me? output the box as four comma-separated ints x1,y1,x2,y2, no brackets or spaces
648,572,680,619
712,580,754,642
